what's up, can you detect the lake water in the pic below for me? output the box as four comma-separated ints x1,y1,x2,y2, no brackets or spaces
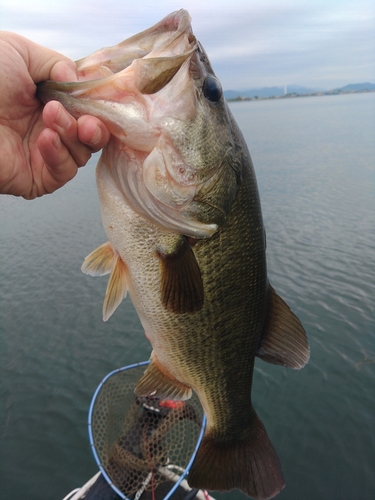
1,92,374,500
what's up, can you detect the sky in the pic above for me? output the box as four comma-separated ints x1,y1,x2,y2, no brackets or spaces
1,0,374,90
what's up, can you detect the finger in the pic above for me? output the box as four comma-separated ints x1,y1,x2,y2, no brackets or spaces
26,40,77,83
49,59,78,83
37,128,79,191
77,115,111,152
2,32,79,83
42,101,92,167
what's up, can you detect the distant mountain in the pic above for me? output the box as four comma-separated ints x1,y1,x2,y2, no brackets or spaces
224,82,375,100
334,82,375,92
286,85,324,94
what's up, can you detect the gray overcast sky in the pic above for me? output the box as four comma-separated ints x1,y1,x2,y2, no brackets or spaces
1,0,374,90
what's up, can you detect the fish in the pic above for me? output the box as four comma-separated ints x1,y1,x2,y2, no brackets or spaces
37,10,309,500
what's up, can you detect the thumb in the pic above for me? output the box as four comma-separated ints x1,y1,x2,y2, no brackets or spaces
1,32,78,83
27,39,78,83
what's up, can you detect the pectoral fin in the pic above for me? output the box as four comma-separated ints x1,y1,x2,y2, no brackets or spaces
103,255,128,321
158,237,204,314
256,286,310,369
81,242,128,321
135,355,192,400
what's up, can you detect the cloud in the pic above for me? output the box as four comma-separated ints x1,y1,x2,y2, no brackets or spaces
200,3,375,88
1,0,374,89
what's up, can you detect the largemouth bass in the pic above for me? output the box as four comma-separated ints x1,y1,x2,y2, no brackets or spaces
37,10,309,500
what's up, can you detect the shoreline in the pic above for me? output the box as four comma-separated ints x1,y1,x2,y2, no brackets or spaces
226,88,375,102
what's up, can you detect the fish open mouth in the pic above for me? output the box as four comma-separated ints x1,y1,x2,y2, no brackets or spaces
37,10,224,239
38,9,197,104
76,9,196,83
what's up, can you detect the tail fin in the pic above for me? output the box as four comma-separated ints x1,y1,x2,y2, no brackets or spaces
188,413,285,500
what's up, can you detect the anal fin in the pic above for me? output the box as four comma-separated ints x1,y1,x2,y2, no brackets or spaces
158,238,204,314
256,285,310,369
81,242,115,276
135,355,192,401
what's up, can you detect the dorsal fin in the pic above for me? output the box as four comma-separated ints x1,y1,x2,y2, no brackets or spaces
81,242,115,276
158,238,204,314
256,286,310,369
102,255,128,321
135,354,192,400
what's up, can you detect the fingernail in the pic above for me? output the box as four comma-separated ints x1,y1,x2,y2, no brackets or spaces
89,125,101,145
52,132,61,149
55,107,71,129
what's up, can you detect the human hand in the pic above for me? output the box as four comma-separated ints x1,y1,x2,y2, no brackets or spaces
0,32,110,199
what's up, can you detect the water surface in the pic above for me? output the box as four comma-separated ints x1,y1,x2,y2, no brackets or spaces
1,93,374,499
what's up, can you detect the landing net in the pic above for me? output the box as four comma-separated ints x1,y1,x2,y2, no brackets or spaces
88,361,206,500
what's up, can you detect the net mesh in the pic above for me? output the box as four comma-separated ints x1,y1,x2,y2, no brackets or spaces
90,364,204,498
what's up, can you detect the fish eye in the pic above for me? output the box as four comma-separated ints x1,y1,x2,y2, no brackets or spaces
202,76,222,103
